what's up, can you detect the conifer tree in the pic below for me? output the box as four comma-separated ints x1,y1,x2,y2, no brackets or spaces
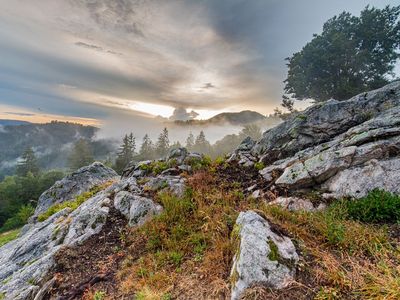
16,147,39,177
156,127,170,157
68,139,94,170
185,132,195,150
115,133,136,173
140,134,155,159
194,130,211,154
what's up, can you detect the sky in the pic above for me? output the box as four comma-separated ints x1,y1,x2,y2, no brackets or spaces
0,0,399,127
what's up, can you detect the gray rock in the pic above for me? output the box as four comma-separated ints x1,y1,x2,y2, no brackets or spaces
166,147,188,164
0,183,114,300
144,175,186,197
323,158,400,198
114,191,162,227
231,211,299,300
268,197,316,212
252,81,400,163
33,162,117,218
259,104,400,197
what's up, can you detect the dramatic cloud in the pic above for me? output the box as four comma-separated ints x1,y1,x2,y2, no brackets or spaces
0,0,398,130
169,108,199,121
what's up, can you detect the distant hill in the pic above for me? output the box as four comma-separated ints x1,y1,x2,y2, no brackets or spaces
173,110,267,126
0,119,32,126
0,121,116,178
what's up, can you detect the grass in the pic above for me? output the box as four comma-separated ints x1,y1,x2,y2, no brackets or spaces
118,170,249,298
37,182,112,222
0,228,21,247
260,200,400,299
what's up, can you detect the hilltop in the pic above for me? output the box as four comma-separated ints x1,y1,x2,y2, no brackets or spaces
0,82,400,300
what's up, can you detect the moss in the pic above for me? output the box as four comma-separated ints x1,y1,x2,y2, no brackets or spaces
254,162,265,171
0,292,5,300
37,184,108,222
267,239,280,261
0,228,21,247
296,114,307,121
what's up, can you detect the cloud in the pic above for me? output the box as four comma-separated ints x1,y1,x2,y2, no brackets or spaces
5,111,35,116
201,83,216,89
169,108,199,121
0,0,398,135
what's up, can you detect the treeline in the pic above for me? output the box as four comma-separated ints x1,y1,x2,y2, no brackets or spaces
0,148,64,231
113,124,262,173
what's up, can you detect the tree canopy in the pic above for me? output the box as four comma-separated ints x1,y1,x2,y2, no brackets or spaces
284,5,400,102
68,139,94,170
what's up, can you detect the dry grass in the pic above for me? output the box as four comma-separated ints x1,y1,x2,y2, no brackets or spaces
117,171,250,299
115,166,400,300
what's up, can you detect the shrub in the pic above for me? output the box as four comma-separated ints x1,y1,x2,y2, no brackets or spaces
0,204,34,232
345,189,400,223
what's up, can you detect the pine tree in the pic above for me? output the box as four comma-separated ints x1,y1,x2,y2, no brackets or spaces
140,134,155,159
156,128,170,157
194,131,211,154
185,132,195,151
16,147,39,176
68,139,94,170
115,133,136,173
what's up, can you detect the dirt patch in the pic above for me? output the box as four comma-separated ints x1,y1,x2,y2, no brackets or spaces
44,207,129,300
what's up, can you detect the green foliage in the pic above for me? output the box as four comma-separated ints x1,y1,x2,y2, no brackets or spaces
0,170,64,228
0,228,20,247
115,133,136,174
285,5,400,102
16,147,39,177
254,162,265,171
343,189,400,223
0,205,34,232
68,139,94,170
267,240,280,261
93,291,106,300
156,128,170,157
37,185,104,222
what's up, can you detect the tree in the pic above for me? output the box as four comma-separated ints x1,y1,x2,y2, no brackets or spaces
68,139,94,170
16,147,39,177
240,124,262,140
185,132,195,151
139,134,155,159
284,5,400,102
281,95,295,113
115,133,136,173
156,128,170,157
194,131,211,154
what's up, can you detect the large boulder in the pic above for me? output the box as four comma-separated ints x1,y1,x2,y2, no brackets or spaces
230,211,299,300
33,162,118,218
0,182,116,300
252,81,400,163
259,91,400,198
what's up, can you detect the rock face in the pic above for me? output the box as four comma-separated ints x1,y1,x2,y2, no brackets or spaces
0,163,161,300
230,211,299,300
33,162,118,218
253,81,400,163
254,82,400,198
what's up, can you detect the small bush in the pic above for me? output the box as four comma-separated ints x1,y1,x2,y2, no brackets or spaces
93,291,106,300
254,162,265,171
345,189,400,223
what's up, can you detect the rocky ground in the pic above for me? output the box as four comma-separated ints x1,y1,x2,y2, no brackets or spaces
1,82,400,300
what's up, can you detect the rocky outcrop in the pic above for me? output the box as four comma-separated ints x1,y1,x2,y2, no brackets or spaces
0,163,161,300
254,82,400,198
230,211,299,300
114,191,162,227
33,162,118,218
252,81,400,164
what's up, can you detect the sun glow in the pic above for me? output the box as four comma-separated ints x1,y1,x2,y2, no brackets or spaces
128,102,175,118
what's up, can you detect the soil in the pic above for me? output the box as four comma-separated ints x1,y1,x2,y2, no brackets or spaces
44,207,130,300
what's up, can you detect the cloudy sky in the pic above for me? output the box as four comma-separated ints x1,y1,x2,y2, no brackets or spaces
0,0,398,126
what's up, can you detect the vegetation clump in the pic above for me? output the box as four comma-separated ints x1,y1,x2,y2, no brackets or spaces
37,183,110,222
0,228,21,247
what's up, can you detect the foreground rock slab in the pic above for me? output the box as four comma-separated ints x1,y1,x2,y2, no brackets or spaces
33,162,118,218
230,211,299,300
